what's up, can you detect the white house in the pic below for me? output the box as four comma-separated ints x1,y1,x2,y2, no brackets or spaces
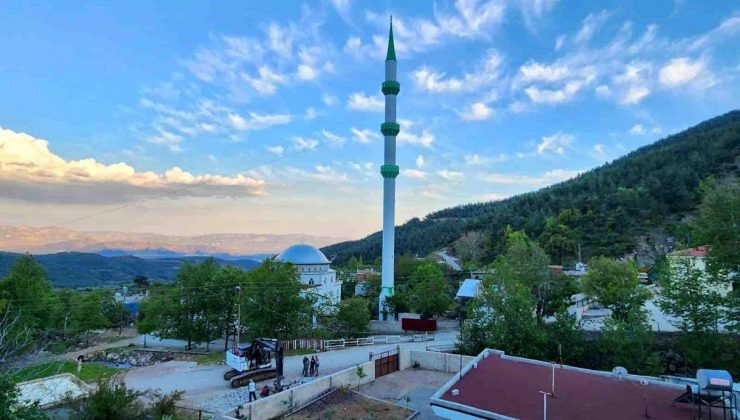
667,245,734,297
276,244,342,306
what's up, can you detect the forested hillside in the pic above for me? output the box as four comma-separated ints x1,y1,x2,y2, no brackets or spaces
323,110,740,266
0,251,260,287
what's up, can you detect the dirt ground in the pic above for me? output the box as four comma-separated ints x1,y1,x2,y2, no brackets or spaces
286,389,414,420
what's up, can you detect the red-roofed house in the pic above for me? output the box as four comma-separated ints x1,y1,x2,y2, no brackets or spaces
430,349,720,419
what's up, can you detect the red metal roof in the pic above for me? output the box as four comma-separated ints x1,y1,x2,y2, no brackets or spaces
669,245,708,257
435,352,698,419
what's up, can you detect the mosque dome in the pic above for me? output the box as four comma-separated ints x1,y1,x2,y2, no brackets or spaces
277,244,330,265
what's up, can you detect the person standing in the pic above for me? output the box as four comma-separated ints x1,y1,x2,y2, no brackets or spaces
247,379,257,402
314,355,320,377
309,356,316,377
302,356,309,376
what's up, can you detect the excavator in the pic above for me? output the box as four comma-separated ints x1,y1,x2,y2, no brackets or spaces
223,338,284,389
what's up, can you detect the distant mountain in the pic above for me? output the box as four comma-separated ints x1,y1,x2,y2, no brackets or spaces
0,225,347,258
323,110,740,266
0,251,260,288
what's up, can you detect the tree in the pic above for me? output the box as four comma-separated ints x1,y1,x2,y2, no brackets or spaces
333,297,371,337
583,257,649,322
600,313,659,375
0,255,53,332
658,257,723,333
70,291,110,335
241,258,314,340
132,275,149,289
409,263,451,319
693,179,740,276
213,266,244,351
454,231,486,265
539,213,578,265
384,288,411,318
0,373,46,420
460,276,546,359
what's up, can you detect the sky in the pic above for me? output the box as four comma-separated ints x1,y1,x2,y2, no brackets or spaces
0,0,738,240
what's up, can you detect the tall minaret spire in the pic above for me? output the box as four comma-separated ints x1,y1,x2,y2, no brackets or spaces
379,16,400,320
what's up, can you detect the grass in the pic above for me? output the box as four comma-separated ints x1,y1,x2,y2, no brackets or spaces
12,361,122,384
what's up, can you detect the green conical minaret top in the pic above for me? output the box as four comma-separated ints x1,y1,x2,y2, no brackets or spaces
386,16,396,62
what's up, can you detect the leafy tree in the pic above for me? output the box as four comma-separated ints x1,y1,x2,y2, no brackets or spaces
103,298,130,337
132,275,149,288
213,266,244,351
460,276,546,359
384,288,411,318
0,255,53,331
65,376,148,420
693,179,740,276
600,313,659,375
0,373,46,420
70,291,110,335
657,257,723,333
539,213,578,265
409,263,451,319
333,297,371,337
241,258,314,340
545,311,586,366
583,257,649,322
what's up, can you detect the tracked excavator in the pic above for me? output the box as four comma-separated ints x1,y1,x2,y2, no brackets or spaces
223,338,284,388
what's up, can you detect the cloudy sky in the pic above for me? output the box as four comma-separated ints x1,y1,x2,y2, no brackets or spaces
0,0,738,239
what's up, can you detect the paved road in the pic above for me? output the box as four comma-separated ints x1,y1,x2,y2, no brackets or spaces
124,330,459,413
436,251,462,271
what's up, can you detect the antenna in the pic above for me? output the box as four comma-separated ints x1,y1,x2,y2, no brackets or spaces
539,391,552,420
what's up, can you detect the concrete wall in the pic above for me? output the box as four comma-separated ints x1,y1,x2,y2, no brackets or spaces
224,360,376,420
407,350,474,374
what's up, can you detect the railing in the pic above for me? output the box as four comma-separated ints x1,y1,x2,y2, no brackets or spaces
282,338,325,352
323,332,434,351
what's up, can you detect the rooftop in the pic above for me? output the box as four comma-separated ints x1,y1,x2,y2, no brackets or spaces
669,245,708,257
276,244,330,265
431,349,700,420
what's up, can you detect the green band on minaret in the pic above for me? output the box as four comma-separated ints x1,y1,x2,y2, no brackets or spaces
380,122,400,136
382,80,400,95
380,165,399,178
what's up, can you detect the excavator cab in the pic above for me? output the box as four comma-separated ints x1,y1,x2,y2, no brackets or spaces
223,338,283,388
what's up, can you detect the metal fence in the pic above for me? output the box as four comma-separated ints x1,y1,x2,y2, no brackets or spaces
324,332,434,351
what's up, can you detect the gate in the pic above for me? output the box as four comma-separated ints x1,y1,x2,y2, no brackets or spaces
371,346,399,378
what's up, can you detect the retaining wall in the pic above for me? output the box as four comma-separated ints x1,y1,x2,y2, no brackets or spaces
223,360,376,420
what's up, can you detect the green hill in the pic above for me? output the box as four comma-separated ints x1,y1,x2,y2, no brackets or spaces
323,110,740,266
0,251,260,287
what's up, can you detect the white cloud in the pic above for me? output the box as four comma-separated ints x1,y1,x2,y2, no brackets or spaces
241,66,286,96
416,155,425,168
297,64,318,81
460,102,493,121
304,107,317,120
629,124,646,135
575,10,610,43
658,57,706,86
554,34,566,51
536,132,574,155
419,188,443,200
351,128,381,143
464,154,490,165
621,85,650,105
0,127,266,204
518,62,572,82
397,119,435,148
266,145,284,156
321,129,346,147
437,169,464,181
525,81,584,103
435,0,506,39
477,192,508,201
267,23,294,58
229,112,292,131
287,165,349,184
481,169,580,186
595,85,611,98
292,137,319,151
322,93,338,106
347,92,384,112
145,128,184,152
412,50,502,93
516,0,560,29
403,169,429,179
591,144,606,158
614,61,652,105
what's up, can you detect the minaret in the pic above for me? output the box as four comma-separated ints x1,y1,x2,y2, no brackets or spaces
379,17,400,320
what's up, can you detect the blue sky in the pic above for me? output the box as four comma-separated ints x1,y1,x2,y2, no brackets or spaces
0,0,738,239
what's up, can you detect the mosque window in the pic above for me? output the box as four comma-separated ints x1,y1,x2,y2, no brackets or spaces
309,279,314,285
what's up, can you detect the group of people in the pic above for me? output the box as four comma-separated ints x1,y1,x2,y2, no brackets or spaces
302,355,320,377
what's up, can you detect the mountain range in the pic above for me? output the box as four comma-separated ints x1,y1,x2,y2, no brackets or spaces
0,225,345,258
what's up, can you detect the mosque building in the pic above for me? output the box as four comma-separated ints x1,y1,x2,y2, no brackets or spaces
276,244,341,306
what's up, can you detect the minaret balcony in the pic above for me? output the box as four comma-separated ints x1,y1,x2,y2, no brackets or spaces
380,164,400,178
380,122,400,136
382,80,400,95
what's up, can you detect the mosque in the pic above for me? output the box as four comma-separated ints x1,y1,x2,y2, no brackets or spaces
276,244,341,305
